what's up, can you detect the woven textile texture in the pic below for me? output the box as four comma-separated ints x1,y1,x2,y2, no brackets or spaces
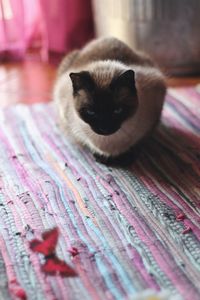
0,86,200,300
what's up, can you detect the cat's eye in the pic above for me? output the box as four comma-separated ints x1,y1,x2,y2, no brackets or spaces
113,107,123,114
86,109,95,116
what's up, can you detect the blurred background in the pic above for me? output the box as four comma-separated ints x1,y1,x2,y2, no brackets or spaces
1,0,200,74
0,0,94,63
0,0,200,105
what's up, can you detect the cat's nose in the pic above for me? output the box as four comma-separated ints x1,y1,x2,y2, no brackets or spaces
99,128,110,134
98,127,118,135
91,123,120,135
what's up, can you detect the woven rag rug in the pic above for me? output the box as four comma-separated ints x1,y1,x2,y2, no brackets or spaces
0,86,200,300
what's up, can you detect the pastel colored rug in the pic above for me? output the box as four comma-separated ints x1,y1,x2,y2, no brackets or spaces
0,86,200,300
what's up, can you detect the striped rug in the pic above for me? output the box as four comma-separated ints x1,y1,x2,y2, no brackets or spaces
0,86,200,300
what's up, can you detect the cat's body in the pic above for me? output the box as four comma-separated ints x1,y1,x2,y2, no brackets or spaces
53,37,166,163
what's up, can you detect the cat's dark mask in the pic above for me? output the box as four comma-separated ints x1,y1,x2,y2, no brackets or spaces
69,70,138,136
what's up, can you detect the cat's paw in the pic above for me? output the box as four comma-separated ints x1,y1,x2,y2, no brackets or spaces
93,149,140,167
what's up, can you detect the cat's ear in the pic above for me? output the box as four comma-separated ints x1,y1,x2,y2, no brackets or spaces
69,71,95,93
110,70,137,93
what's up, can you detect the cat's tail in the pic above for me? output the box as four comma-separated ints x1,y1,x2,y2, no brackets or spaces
57,50,80,77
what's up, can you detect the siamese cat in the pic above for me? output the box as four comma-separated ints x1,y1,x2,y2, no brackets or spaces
53,37,166,165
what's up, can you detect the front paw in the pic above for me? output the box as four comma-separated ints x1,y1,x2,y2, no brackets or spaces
94,153,111,165
93,147,141,167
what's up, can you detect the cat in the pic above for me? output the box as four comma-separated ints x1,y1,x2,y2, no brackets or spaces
53,37,166,165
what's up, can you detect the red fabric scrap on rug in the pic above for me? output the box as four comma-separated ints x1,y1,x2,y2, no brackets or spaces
29,227,78,277
30,227,59,256
68,247,79,257
15,289,27,300
41,255,77,277
9,279,27,300
176,213,185,221
182,226,192,234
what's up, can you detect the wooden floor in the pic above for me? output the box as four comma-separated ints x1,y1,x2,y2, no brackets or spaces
0,61,56,107
0,61,200,107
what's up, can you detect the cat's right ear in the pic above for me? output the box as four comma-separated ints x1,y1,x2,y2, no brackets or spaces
69,71,94,93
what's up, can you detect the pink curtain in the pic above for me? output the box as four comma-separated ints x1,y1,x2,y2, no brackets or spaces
0,0,94,61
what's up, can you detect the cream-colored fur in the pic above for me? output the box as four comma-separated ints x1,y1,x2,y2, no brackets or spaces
53,38,166,157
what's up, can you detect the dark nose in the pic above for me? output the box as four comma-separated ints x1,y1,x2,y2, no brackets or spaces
98,127,113,135
95,125,120,135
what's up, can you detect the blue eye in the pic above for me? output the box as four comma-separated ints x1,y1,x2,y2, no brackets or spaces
114,107,123,114
86,109,95,116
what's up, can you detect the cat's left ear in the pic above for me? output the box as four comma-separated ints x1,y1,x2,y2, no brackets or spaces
111,70,137,93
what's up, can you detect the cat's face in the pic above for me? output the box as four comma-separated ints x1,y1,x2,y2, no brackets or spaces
69,70,138,135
